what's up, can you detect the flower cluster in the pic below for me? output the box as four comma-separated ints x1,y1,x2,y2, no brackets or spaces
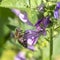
11,2,59,51
11,8,51,51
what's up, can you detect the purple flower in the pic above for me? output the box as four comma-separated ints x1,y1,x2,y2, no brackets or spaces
35,16,51,36
54,2,60,19
56,2,60,9
17,29,40,51
23,30,40,50
35,16,51,29
14,51,26,60
11,9,33,26
24,30,40,45
54,10,59,19
35,17,50,27
27,45,35,51
43,16,51,28
11,9,20,16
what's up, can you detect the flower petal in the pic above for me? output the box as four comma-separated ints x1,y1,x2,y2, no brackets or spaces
11,9,33,26
54,10,59,19
24,30,40,45
35,16,51,31
27,45,35,51
14,52,26,60
56,2,60,9
11,9,20,16
54,2,60,19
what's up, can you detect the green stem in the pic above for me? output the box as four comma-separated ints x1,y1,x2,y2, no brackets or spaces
50,27,53,60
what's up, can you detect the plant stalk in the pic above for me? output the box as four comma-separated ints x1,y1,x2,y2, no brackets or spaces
50,27,53,60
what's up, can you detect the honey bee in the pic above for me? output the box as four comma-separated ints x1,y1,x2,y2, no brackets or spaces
11,27,27,48
14,28,23,39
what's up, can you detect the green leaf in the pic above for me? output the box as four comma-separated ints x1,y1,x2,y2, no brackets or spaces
30,0,41,8
0,0,27,8
0,0,41,9
0,7,15,46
